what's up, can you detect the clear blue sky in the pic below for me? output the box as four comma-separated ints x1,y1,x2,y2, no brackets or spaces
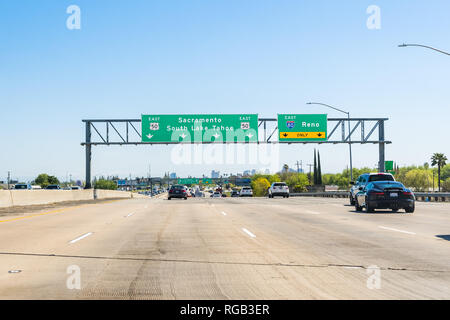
1,0,449,182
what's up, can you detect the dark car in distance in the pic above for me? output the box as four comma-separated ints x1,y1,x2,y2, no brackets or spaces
45,184,61,190
355,181,415,213
14,184,32,190
168,185,188,200
231,189,240,197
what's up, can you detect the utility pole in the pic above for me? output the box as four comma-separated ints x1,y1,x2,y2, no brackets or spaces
149,164,153,197
307,164,313,184
7,171,11,190
295,160,303,173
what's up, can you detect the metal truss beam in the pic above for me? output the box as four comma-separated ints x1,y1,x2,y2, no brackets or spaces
81,117,391,188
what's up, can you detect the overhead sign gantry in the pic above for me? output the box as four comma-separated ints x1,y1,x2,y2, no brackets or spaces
81,114,391,188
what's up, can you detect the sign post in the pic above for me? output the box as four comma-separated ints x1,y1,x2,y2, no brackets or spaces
278,114,327,142
142,114,258,143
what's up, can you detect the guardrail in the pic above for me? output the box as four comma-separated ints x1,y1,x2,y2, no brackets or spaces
290,192,349,198
414,193,450,202
290,191,450,202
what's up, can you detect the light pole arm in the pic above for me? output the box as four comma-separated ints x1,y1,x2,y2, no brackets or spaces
306,102,349,116
398,44,450,56
306,102,353,182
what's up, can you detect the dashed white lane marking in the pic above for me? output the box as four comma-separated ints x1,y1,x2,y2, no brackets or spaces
379,226,416,235
69,232,93,244
242,228,256,238
125,213,134,218
221,211,227,216
304,210,320,215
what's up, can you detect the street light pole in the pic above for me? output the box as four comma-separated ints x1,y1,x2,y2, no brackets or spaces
307,102,353,182
398,43,450,56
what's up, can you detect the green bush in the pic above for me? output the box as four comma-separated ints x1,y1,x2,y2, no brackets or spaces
441,164,450,181
442,178,450,192
251,178,271,197
94,179,117,190
399,169,431,191
34,173,60,188
286,173,309,192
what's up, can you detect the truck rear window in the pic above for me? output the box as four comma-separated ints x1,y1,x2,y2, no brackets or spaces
368,175,394,182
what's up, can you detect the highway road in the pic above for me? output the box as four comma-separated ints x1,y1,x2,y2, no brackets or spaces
0,196,449,299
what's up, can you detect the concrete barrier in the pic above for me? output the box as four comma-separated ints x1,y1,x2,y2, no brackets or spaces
95,189,133,200
0,189,136,208
0,191,13,208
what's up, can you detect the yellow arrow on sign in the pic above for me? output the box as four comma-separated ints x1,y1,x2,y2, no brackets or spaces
280,132,326,139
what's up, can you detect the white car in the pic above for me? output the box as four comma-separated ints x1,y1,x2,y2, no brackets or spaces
268,182,289,198
239,187,253,197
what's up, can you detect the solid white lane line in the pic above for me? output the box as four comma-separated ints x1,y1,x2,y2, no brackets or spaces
221,211,227,216
304,210,320,215
125,213,134,218
242,228,256,238
379,226,416,235
69,232,93,244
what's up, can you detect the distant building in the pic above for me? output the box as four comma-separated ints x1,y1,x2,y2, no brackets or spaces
211,170,220,179
169,172,177,179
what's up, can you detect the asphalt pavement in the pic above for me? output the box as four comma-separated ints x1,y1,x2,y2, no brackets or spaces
0,196,449,299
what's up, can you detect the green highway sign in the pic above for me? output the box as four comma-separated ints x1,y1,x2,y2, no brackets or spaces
199,178,213,185
385,161,394,171
142,114,258,143
178,178,199,184
385,161,395,175
278,114,327,142
176,178,230,185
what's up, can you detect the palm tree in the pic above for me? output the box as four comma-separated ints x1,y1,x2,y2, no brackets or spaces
431,153,448,192
283,164,289,172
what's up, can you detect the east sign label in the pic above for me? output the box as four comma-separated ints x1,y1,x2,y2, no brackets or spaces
141,114,258,143
278,114,327,142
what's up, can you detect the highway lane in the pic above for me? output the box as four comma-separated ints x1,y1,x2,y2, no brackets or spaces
0,196,449,299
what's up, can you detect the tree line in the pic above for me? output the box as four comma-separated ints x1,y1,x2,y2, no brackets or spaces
250,152,449,195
